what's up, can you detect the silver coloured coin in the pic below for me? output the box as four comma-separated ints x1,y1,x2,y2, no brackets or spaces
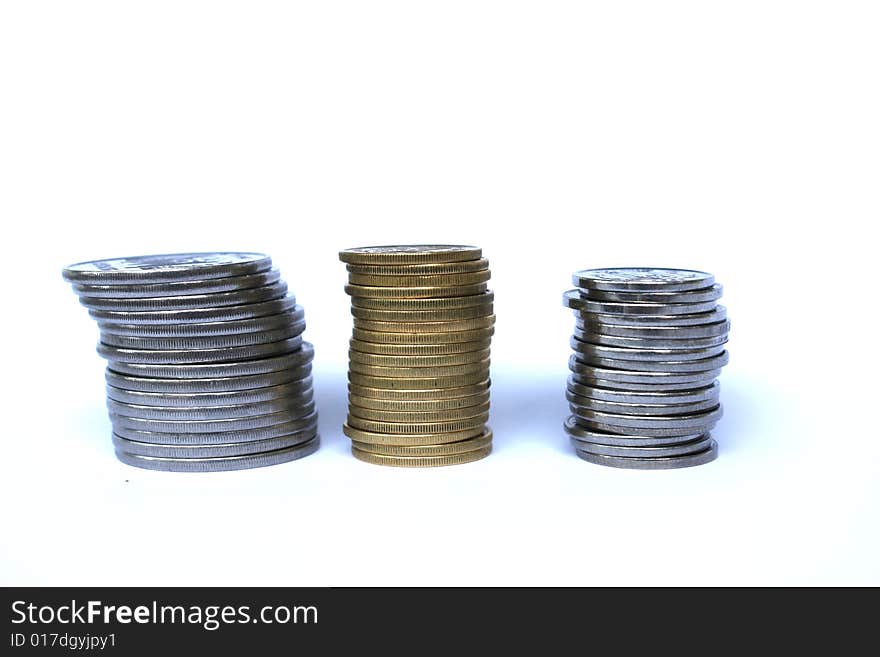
574,440,718,469
579,284,723,304
571,404,723,430
570,337,726,362
104,363,312,393
107,343,314,378
79,282,288,311
573,305,727,327
97,337,304,365
567,390,719,415
563,416,705,446
566,377,720,405
572,268,714,292
572,327,728,350
112,427,318,458
106,392,314,420
115,435,320,472
571,350,729,372
568,357,722,385
112,411,318,444
100,320,306,350
564,290,719,315
89,295,297,325
572,435,714,458
71,269,282,299
576,318,730,340
98,307,305,338
106,377,314,407
110,403,316,433
62,252,272,285
570,373,721,392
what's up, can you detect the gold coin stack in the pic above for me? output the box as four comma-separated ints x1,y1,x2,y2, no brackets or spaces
339,245,494,467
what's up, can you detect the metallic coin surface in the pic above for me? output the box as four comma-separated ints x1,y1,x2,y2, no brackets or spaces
569,358,722,385
573,434,714,458
352,316,496,334
101,321,306,350
107,392,313,420
348,379,490,401
351,292,493,311
111,403,316,434
351,429,493,457
569,338,726,362
112,427,317,458
352,327,494,345
348,348,491,367
346,412,489,434
569,373,719,392
73,269,282,298
564,416,705,446
345,282,488,299
573,305,728,327
339,245,482,265
576,318,730,340
348,400,491,423
351,444,491,467
97,337,303,365
342,423,484,446
572,268,714,292
79,282,288,311
580,284,723,304
349,338,492,356
113,411,318,445
348,359,490,378
564,291,720,315
107,377,313,407
351,305,493,321
99,307,305,338
346,258,490,275
566,378,720,405
116,435,320,472
574,328,727,350
348,390,490,412
348,370,489,390
574,440,718,469
90,295,297,325
63,252,273,285
348,270,490,287
572,350,729,372
105,364,311,393
567,392,718,416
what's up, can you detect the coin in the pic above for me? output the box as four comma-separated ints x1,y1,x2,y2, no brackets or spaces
105,364,312,393
73,269,282,298
346,258,490,275
351,292,493,310
339,245,482,265
569,357,722,385
351,305,493,321
580,284,723,304
113,411,318,444
112,426,317,458
572,304,728,326
574,440,718,469
571,350,730,372
111,403,316,433
351,429,493,456
97,336,304,365
572,268,714,292
78,282,289,312
352,327,494,344
107,343,313,378
348,270,491,287
351,444,491,467
345,282,488,299
576,318,730,340
348,400,490,423
569,374,719,392
107,378,313,407
573,328,727,350
348,379,490,400
98,307,306,338
348,390,490,411
567,391,719,415
353,316,496,333
100,321,306,350
564,291,720,315
348,370,489,390
566,377,720,405
571,405,723,431
116,435,320,472
342,423,485,446
349,338,492,356
348,348,491,367
564,416,704,447
573,435,713,458
90,295,298,325
106,392,313,420
63,252,273,285
348,359,490,378
569,338,726,362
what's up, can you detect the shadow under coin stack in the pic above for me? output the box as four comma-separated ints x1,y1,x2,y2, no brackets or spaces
562,268,730,469
61,252,319,472
339,246,494,467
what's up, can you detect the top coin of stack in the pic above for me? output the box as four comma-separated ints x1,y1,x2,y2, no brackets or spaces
62,252,319,472
339,246,494,467
562,268,730,469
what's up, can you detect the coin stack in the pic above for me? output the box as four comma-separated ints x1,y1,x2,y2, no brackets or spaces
339,246,494,467
563,268,729,469
61,252,319,472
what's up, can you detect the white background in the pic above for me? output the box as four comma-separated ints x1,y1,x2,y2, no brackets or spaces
1,1,877,586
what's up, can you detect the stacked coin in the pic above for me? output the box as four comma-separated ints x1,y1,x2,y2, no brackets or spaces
62,252,319,471
339,246,494,467
563,268,729,469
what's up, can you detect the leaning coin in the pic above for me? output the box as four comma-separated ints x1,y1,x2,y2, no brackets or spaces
351,305,493,321
98,336,303,365
348,400,491,423
573,435,714,458
572,350,730,372
351,429,493,457
352,327,494,345
572,268,714,292
348,348,491,367
343,423,484,446
348,390,490,412
349,338,492,356
564,290,719,315
580,284,722,304
569,338,726,362
106,393,314,420
98,307,306,338
62,252,273,285
567,377,720,405
577,318,730,339
568,358,722,385
346,413,488,435
573,305,728,327
346,258,490,275
90,295,297,325
72,269,282,299
100,321,306,350
348,359,490,378
353,316,496,334
111,404,316,433
107,343,314,378
347,270,490,287
351,292,493,311
351,444,491,467
573,328,727,350
79,282,288,311
348,370,489,390
115,435,320,472
339,245,482,265
113,411,318,444
574,440,718,469
345,283,488,299
348,379,490,401
570,405,723,431
570,374,719,392
106,378,313,407
564,417,705,447
112,426,317,458
567,391,718,416
105,364,311,393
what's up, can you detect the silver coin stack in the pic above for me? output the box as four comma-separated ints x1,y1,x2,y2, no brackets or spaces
62,252,319,472
563,268,729,469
